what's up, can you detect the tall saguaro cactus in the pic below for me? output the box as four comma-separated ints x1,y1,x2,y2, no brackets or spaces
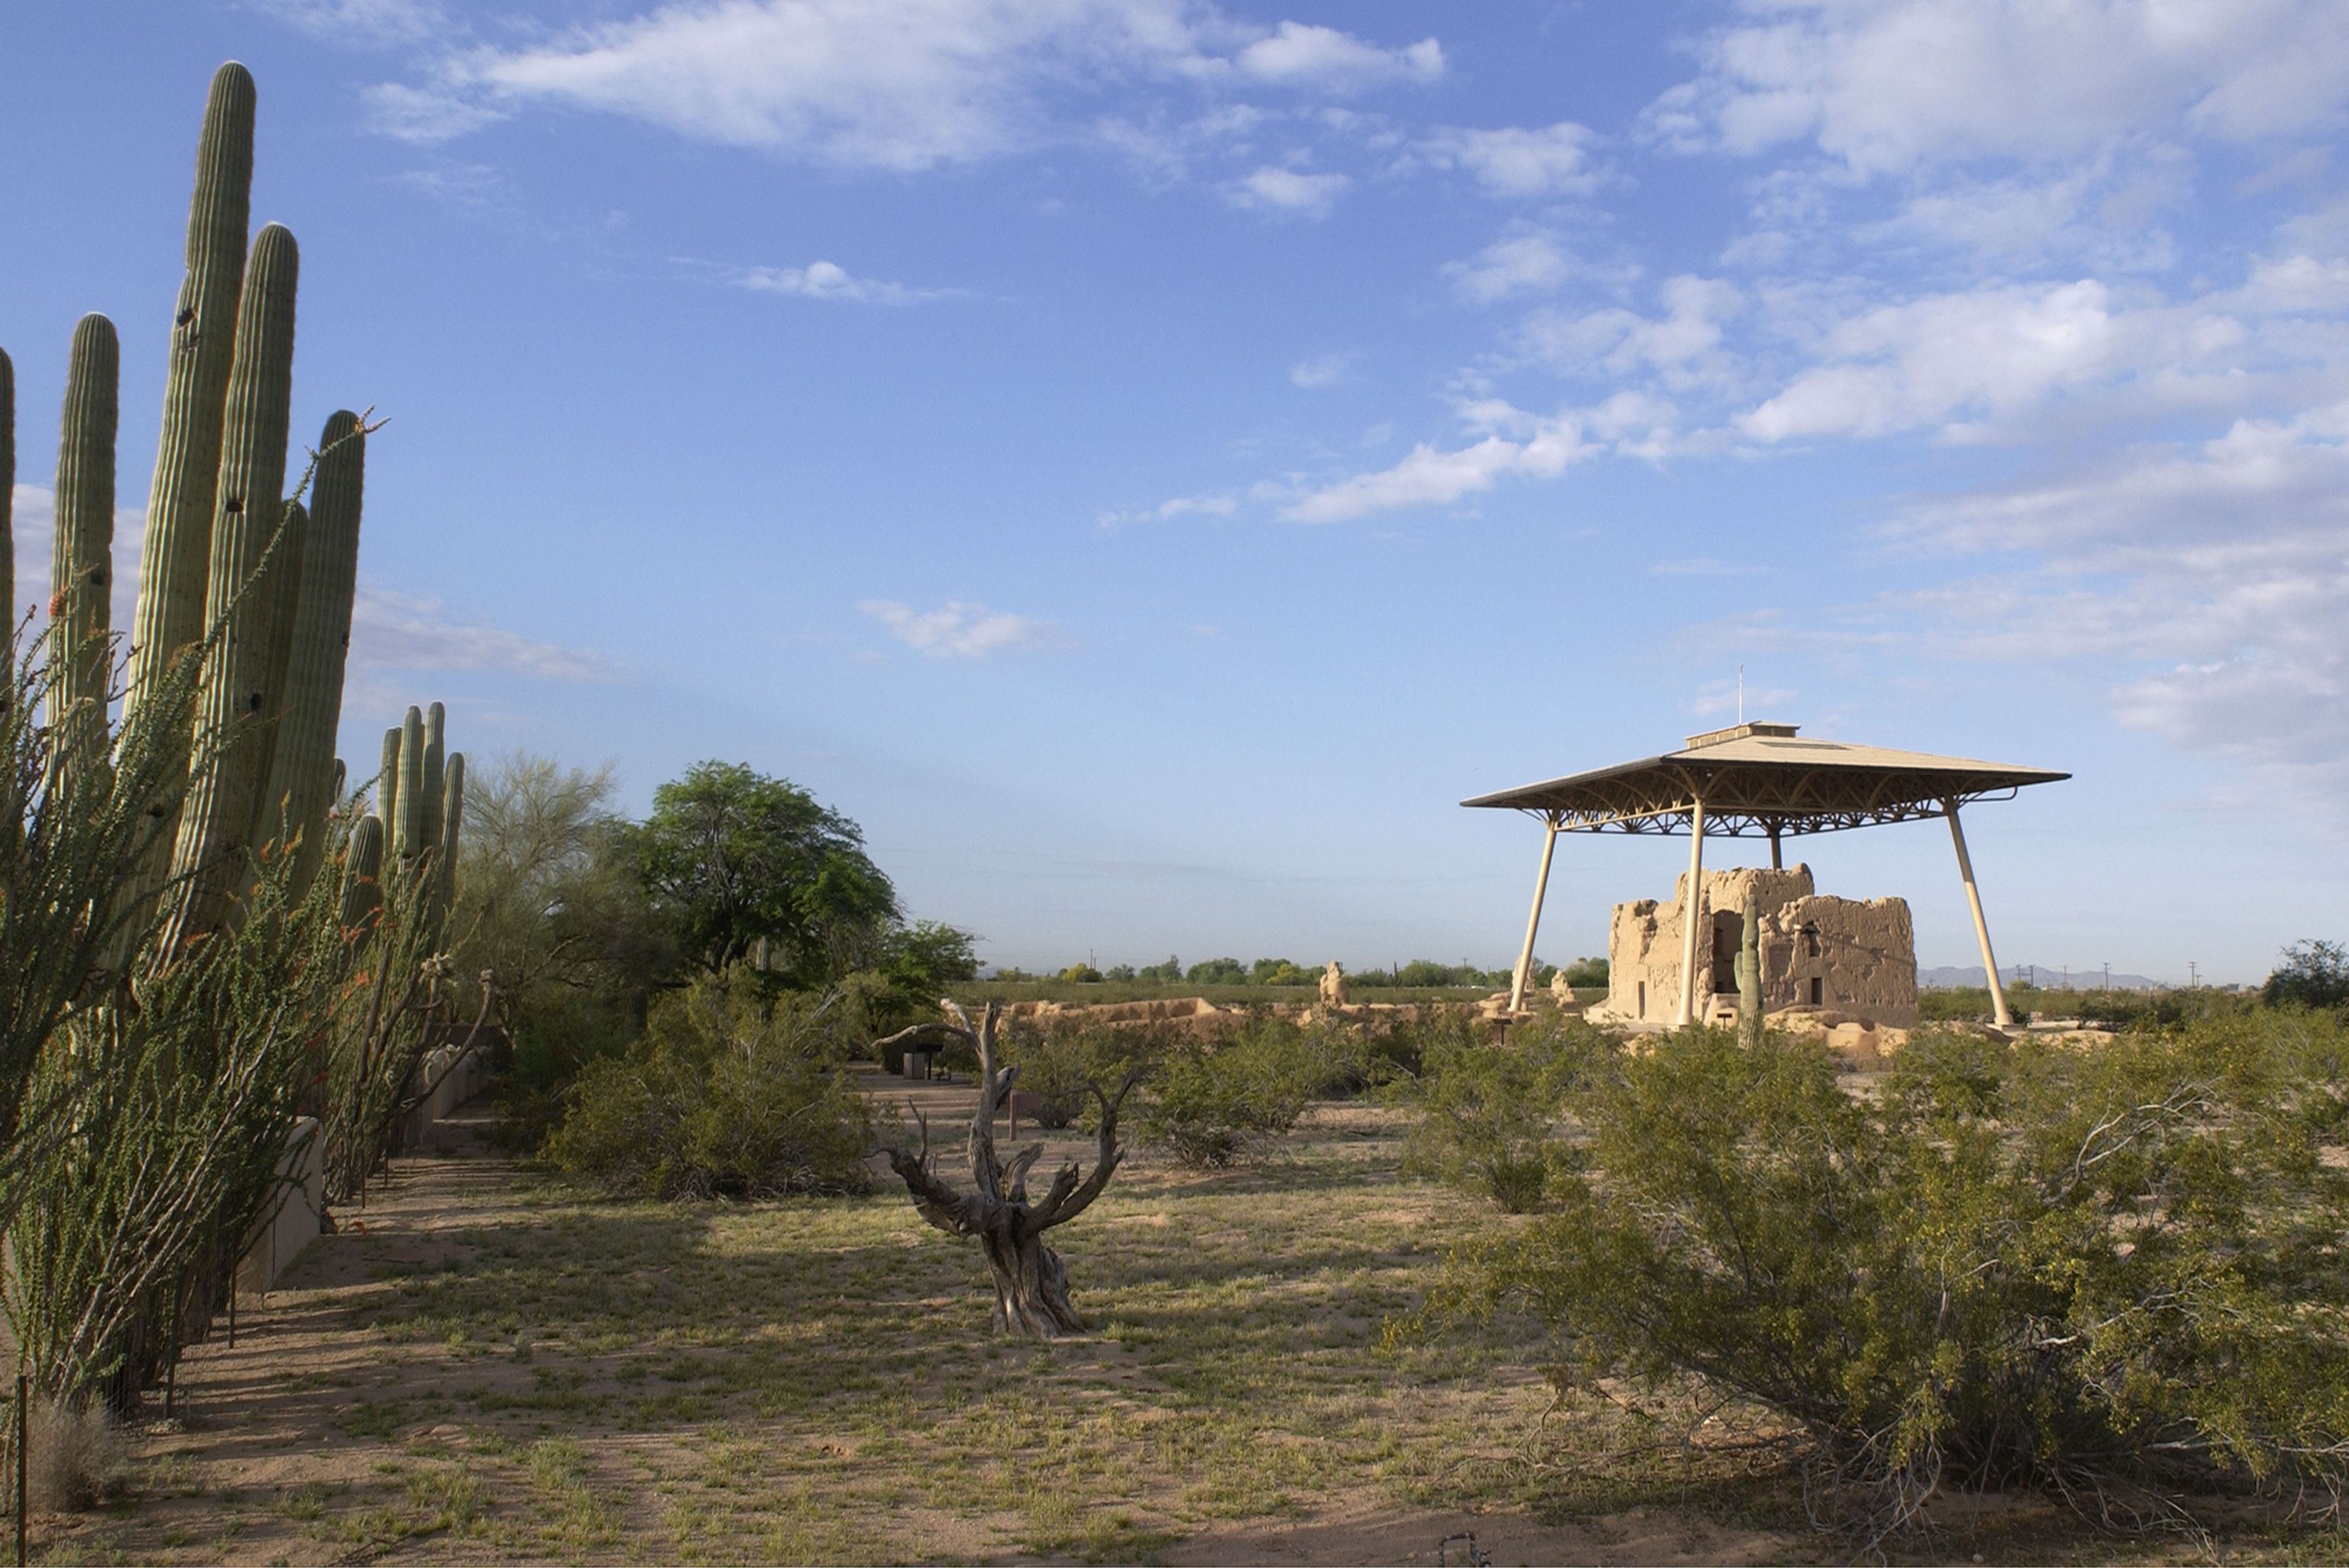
166,223,298,945
129,61,255,716
50,314,121,755
1,349,14,624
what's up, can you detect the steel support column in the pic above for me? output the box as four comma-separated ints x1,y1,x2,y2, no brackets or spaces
1675,798,1707,1027
1946,799,2013,1029
1507,818,1560,1014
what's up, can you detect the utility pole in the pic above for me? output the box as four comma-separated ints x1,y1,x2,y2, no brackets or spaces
2189,961,2198,989
2102,962,2110,990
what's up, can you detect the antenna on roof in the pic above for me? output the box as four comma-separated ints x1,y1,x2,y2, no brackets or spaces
1737,665,1745,723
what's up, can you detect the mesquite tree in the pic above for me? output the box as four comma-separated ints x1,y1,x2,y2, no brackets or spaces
880,1001,1136,1337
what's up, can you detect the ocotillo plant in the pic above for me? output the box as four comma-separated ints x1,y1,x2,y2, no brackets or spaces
0,59,401,1416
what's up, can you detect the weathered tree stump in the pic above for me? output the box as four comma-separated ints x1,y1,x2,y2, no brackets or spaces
877,1001,1136,1337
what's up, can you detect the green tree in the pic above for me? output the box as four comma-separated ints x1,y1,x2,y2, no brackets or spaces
633,762,899,980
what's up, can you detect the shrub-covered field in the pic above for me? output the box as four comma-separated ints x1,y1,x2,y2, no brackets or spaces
46,1096,1802,1566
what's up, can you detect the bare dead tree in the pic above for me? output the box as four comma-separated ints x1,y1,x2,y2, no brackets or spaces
877,1000,1137,1337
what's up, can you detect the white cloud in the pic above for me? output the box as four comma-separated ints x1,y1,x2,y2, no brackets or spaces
1096,491,1240,528
1283,407,1594,522
365,81,505,142
731,259,958,303
1739,279,2126,440
1417,122,1601,198
1792,401,2349,799
248,0,448,45
859,598,1064,657
387,1,1441,168
1444,233,1573,303
1520,275,1747,389
351,586,618,679
1288,352,1356,388
1641,0,2349,175
1222,165,1348,217
1231,21,1441,92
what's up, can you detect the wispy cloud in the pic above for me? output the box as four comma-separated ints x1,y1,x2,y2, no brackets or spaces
351,586,619,679
1222,164,1348,217
366,1,1443,166
1444,232,1574,303
1288,352,1356,389
729,259,962,304
859,598,1066,657
1416,121,1601,198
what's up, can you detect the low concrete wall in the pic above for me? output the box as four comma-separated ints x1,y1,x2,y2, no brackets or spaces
234,1116,323,1296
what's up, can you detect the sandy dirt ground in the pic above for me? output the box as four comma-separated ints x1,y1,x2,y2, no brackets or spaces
31,1084,1813,1566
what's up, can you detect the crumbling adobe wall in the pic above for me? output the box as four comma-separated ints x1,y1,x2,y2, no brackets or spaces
1602,865,1816,1023
1759,894,1918,1026
1595,864,1918,1027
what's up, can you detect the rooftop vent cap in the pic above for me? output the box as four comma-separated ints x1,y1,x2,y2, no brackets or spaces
1683,720,1801,749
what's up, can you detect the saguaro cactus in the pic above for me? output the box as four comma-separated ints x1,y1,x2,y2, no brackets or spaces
262,412,366,894
51,314,119,749
165,221,299,945
1737,897,1763,1047
1,348,14,624
129,61,255,715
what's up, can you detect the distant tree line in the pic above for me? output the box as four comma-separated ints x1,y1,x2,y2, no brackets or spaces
992,955,1611,988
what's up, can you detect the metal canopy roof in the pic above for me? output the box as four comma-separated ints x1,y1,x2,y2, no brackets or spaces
1460,722,2069,838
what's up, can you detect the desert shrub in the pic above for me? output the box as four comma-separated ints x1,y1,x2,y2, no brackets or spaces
1398,1014,1608,1213
1422,1016,2349,1539
1001,1023,1168,1130
1138,1021,1330,1166
2266,939,2349,1010
546,968,872,1199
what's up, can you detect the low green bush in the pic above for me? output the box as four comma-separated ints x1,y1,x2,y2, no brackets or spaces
545,968,872,1199
1001,1022,1170,1130
1137,1019,1340,1166
1421,1014,2349,1537
1398,1013,1609,1212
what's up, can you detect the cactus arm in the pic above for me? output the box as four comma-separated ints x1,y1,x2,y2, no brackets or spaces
165,221,299,946
378,725,402,829
244,496,308,849
130,62,255,719
394,704,425,860
51,314,120,757
266,412,365,893
436,750,464,917
340,810,385,934
420,700,445,853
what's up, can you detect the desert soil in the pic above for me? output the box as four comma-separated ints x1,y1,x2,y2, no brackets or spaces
34,1080,1815,1566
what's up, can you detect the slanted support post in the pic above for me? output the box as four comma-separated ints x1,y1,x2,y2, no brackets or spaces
1945,799,2013,1029
1508,816,1559,1014
1675,797,1706,1027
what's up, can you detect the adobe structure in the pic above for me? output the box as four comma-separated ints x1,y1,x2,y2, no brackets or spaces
1587,864,1918,1029
1463,721,2066,1030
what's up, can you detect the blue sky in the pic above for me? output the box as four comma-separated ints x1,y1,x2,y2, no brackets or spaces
7,1,2349,981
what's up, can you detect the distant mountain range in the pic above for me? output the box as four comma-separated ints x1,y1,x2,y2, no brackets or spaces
1920,964,2166,991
